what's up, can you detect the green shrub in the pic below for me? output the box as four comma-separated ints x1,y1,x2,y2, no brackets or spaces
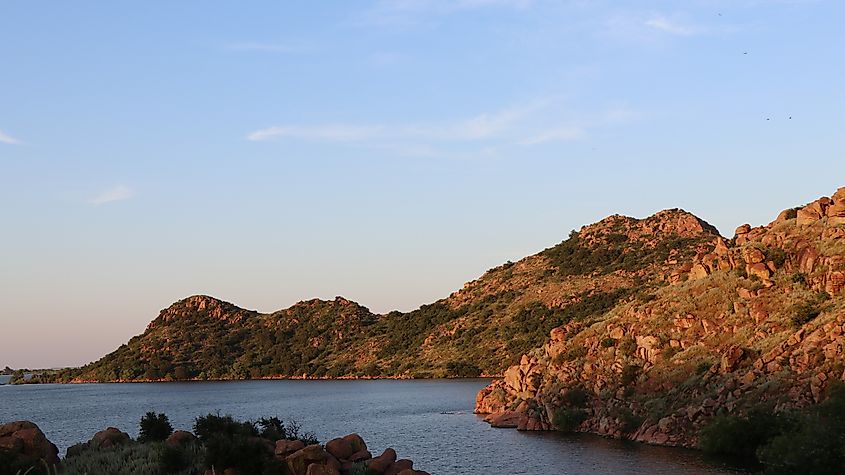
757,382,845,474
59,442,203,475
789,292,831,328
561,387,590,407
202,435,278,474
699,409,790,462
139,412,173,443
790,303,821,328
553,408,588,432
618,336,637,356
445,361,482,378
764,247,789,268
600,338,615,348
193,413,257,442
159,443,203,474
610,407,643,433
620,364,640,386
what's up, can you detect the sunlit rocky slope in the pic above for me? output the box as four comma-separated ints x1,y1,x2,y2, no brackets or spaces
475,186,845,447
41,186,845,442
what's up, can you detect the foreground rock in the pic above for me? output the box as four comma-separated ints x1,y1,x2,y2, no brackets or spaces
0,421,59,471
0,421,430,475
280,433,429,475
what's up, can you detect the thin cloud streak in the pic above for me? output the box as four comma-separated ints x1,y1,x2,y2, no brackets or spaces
89,185,135,205
0,129,22,145
248,99,626,152
645,16,699,36
247,102,546,144
519,126,585,145
248,125,385,142
358,0,532,26
225,42,305,53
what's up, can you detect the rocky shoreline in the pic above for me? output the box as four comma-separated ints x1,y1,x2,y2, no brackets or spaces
0,419,430,475
474,186,845,451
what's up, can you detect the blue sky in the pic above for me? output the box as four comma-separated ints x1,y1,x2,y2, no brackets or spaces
1,0,843,368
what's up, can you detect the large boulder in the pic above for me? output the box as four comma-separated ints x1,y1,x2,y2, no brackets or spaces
0,421,59,470
89,427,131,449
305,463,339,475
275,438,306,457
367,447,397,473
385,459,414,475
286,444,327,475
484,411,522,428
341,433,367,454
827,201,845,226
165,430,197,447
833,186,845,203
325,437,353,460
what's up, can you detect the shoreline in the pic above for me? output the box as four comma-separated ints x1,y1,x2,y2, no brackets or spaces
9,374,503,385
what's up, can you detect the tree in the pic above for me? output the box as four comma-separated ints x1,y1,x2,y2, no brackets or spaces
138,412,173,443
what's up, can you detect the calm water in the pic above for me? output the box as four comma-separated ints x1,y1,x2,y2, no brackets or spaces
0,379,741,474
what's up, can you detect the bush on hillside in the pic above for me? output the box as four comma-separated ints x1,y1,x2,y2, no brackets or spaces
700,383,845,473
445,361,482,378
553,408,588,432
756,383,845,474
699,409,789,462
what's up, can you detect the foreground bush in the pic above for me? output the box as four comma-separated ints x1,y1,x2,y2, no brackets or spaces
59,442,204,475
192,413,318,474
699,409,789,462
756,383,845,474
138,412,173,443
700,382,845,474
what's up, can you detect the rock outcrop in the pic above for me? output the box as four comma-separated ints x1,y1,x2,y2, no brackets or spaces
477,186,845,448
0,421,59,471
271,432,426,475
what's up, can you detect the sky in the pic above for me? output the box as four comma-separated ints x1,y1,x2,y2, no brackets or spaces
1,0,843,368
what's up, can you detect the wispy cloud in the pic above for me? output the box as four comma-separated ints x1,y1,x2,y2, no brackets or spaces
248,101,546,144
89,185,135,205
225,42,308,53
604,12,705,42
519,126,585,145
248,98,629,155
644,15,699,36
358,0,533,26
0,129,22,145
248,125,385,142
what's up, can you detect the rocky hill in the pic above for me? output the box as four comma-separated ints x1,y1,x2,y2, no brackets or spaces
475,186,845,449
40,185,845,441
40,205,724,383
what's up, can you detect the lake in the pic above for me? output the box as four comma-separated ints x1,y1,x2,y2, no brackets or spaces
0,379,741,474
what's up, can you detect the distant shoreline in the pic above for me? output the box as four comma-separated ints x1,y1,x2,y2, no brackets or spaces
9,374,501,385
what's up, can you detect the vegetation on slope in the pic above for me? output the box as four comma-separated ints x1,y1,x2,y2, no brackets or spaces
474,186,845,469
31,208,719,383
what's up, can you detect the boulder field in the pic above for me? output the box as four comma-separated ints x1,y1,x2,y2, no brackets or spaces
476,186,845,448
0,422,428,475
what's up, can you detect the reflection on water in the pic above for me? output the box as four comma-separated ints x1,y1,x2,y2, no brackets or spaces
0,379,743,474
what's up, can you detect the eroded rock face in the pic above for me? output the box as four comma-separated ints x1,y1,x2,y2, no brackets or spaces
476,185,845,448
0,421,59,470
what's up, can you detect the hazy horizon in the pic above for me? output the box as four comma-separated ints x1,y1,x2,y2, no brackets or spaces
2,0,844,368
